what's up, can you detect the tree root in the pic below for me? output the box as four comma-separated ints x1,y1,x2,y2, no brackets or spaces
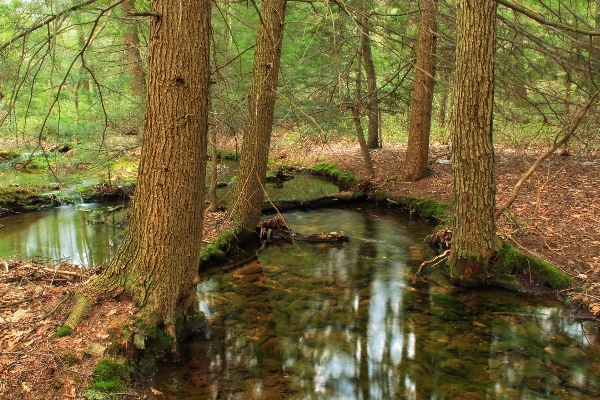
417,249,450,274
64,292,94,329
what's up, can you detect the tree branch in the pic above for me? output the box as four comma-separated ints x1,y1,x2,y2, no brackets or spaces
0,0,104,53
494,0,600,36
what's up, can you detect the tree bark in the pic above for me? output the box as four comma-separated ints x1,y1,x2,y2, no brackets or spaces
67,0,211,340
228,0,287,232
352,21,375,179
398,0,437,182
361,15,380,150
121,0,147,98
447,0,497,286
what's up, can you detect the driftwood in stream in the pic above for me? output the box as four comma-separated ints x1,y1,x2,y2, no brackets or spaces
258,215,349,244
261,191,358,213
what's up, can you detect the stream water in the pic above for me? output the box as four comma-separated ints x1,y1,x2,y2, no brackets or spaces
0,173,339,266
154,207,600,399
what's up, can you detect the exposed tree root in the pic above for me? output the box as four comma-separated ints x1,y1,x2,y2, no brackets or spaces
417,249,450,274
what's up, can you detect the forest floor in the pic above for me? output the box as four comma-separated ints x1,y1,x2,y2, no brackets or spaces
0,138,599,399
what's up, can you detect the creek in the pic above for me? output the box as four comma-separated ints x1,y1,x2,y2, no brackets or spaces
153,207,600,399
0,172,340,266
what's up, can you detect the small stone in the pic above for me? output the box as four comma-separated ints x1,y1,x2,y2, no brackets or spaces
84,342,106,357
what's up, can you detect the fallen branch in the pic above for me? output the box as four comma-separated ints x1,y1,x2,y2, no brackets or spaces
417,249,450,274
42,267,85,279
0,296,44,310
35,292,72,321
496,91,599,219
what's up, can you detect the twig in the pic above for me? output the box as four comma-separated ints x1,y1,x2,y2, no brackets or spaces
42,267,84,278
417,249,450,274
35,292,72,321
0,296,44,310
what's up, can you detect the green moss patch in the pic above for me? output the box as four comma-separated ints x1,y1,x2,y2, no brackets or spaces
92,358,130,393
494,242,572,289
53,325,72,338
309,163,356,187
374,191,451,224
200,229,239,264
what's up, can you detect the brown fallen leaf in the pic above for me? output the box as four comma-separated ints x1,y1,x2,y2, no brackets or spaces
473,321,486,328
151,387,164,396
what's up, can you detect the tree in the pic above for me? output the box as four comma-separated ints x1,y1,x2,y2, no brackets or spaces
228,0,288,232
121,0,147,99
447,0,497,286
66,0,212,341
360,14,380,149
349,17,375,179
397,0,438,182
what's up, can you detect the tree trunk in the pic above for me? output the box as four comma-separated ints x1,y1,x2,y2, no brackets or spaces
351,21,375,179
207,94,219,212
228,0,287,232
438,77,448,128
361,16,380,150
67,0,211,341
121,0,147,98
447,0,497,286
398,0,437,182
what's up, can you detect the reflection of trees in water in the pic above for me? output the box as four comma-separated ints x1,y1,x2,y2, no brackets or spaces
156,209,600,398
2,206,123,266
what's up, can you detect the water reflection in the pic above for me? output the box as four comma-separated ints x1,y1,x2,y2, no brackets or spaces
154,208,600,399
0,204,127,267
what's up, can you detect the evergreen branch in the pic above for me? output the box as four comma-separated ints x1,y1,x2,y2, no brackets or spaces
0,0,104,53
495,0,600,36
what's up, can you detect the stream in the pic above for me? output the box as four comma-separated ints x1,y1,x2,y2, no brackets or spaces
0,172,340,266
153,207,600,399
1,172,599,398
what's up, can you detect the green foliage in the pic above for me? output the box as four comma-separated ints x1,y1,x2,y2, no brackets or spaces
495,242,572,289
92,358,130,394
52,325,72,338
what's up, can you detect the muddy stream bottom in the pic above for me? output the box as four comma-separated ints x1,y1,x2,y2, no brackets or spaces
154,207,600,399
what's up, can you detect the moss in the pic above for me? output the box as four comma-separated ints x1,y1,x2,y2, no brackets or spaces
133,321,175,375
53,325,72,338
200,229,239,264
210,149,239,160
494,273,523,291
60,353,82,366
92,358,130,394
374,191,451,224
495,241,572,289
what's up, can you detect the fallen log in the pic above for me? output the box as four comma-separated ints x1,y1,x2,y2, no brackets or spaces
293,232,349,243
258,215,349,245
261,191,361,213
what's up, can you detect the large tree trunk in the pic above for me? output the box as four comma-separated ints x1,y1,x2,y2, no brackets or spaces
398,0,437,182
447,0,497,286
361,15,380,150
67,0,211,341
121,0,147,98
228,0,287,232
